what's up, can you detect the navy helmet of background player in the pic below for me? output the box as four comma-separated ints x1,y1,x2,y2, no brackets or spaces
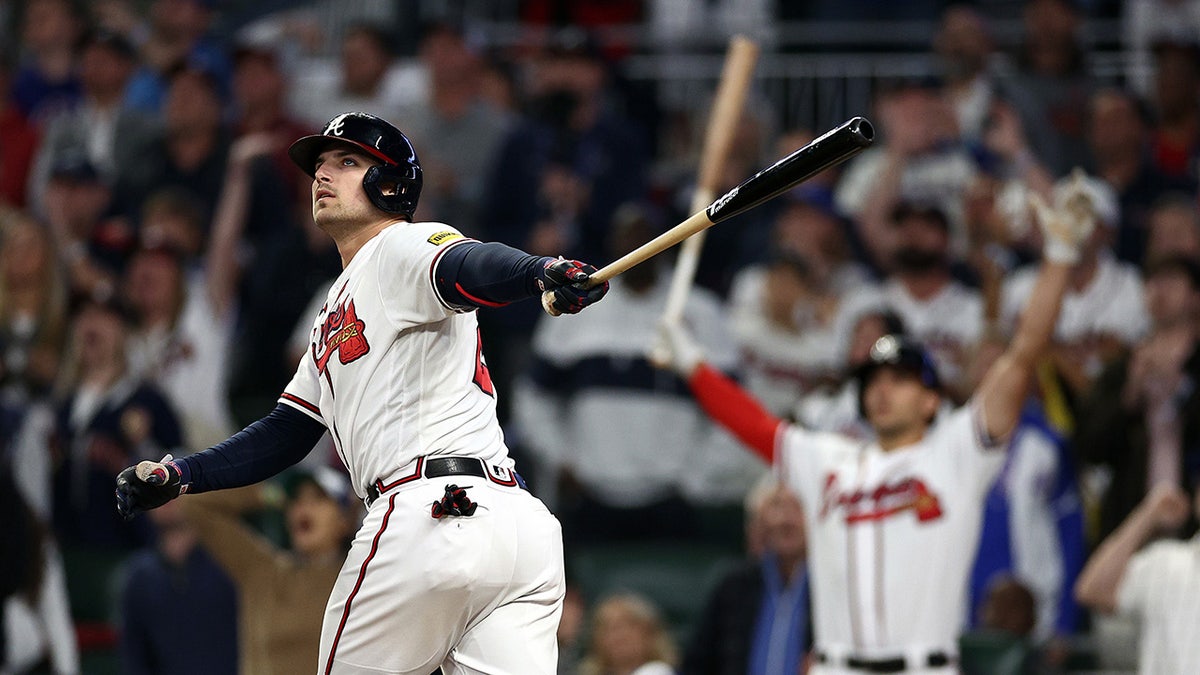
853,334,941,424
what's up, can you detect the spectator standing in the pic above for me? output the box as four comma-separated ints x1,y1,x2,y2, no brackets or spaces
397,22,513,234
1075,256,1200,541
850,200,985,399
122,138,258,450
683,479,811,675
0,209,67,401
481,30,648,264
1147,40,1200,186
52,295,181,549
1001,0,1094,175
1002,173,1149,400
27,30,155,214
112,67,230,228
9,0,82,126
580,593,679,675
836,79,977,265
1085,89,1193,265
177,466,357,675
119,500,239,675
1075,483,1200,674
123,0,230,114
40,155,132,301
288,22,421,130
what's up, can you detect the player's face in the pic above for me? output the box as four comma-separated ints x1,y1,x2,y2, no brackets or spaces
286,482,349,558
311,148,379,229
862,367,939,440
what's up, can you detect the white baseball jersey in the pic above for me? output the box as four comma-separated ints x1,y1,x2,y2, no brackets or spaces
778,405,1006,669
1002,253,1148,345
1116,535,1200,674
278,221,565,674
279,221,512,497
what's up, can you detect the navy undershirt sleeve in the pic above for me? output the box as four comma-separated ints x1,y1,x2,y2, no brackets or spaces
174,404,327,493
433,241,552,309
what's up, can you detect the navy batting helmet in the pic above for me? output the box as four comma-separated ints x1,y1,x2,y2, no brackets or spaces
855,334,940,418
288,112,423,219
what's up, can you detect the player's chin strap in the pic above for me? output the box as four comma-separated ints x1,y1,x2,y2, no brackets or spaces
430,484,478,519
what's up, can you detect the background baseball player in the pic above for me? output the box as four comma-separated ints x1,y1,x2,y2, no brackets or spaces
114,111,609,674
651,181,1093,673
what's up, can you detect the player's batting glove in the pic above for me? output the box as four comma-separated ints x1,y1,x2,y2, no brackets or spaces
115,453,184,520
537,257,609,316
649,321,705,378
1032,168,1097,265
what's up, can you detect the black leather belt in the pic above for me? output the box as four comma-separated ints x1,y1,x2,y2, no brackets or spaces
365,457,527,506
818,651,952,673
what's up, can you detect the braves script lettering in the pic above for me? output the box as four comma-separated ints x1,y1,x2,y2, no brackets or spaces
819,473,944,523
313,298,370,374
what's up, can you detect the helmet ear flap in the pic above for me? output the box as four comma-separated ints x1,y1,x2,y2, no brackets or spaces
362,164,422,218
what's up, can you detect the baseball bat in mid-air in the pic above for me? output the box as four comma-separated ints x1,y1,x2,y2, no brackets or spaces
598,116,872,285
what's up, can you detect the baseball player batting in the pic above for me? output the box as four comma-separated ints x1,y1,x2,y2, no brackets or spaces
652,183,1095,673
115,111,609,674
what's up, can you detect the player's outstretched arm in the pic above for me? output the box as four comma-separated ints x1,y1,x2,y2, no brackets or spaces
975,171,1093,440
115,404,326,519
432,241,609,315
1075,484,1190,614
650,321,783,463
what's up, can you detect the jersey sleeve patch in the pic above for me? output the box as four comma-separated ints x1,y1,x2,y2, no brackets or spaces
427,230,464,246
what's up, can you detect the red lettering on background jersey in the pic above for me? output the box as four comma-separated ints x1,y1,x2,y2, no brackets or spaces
313,298,371,374
819,473,944,524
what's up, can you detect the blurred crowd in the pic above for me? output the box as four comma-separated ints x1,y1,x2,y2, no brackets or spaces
1,0,1198,673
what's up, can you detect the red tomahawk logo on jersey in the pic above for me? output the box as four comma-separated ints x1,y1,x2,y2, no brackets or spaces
314,298,371,374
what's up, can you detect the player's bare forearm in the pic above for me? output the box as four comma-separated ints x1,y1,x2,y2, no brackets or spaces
976,261,1070,439
690,364,783,464
178,489,278,584
1074,500,1158,614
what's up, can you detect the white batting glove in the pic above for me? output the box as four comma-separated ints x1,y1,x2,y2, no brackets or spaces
649,320,705,378
1033,168,1099,265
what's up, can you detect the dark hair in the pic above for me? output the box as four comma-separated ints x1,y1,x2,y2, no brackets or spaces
890,200,950,231
1090,87,1155,128
1145,255,1200,289
77,28,137,61
344,22,394,56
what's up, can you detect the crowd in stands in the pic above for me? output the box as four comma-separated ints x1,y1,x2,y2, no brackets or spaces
1,0,1198,673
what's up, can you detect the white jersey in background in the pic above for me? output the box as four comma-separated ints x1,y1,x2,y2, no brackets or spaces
778,406,1006,674
1002,253,1148,345
280,221,511,498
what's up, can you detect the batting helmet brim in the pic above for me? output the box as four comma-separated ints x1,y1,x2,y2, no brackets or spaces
287,135,396,178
